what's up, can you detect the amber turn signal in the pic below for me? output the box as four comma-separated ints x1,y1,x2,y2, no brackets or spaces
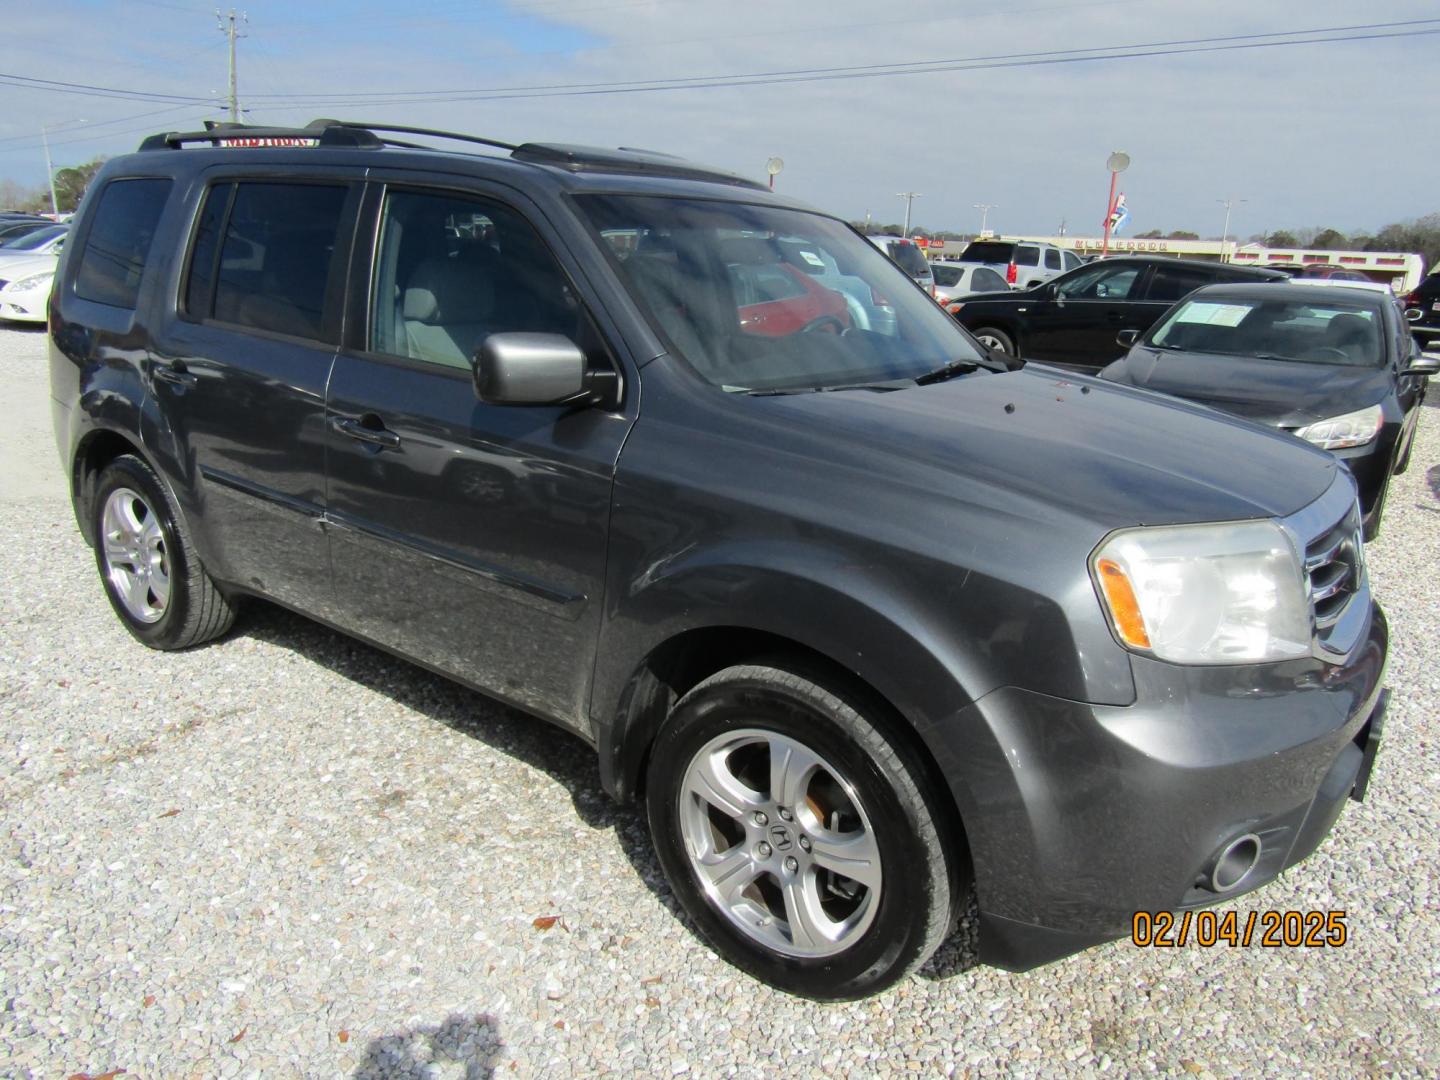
1096,558,1152,649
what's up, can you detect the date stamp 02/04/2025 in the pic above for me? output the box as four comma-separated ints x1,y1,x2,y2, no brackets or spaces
1131,910,1349,949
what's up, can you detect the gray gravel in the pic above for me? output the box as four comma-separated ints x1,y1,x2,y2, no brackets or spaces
2,323,1439,1078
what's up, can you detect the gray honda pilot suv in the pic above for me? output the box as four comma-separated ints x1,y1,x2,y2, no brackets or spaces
48,120,1387,999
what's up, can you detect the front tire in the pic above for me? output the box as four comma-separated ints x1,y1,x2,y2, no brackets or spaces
92,455,236,649
645,663,959,999
970,326,1015,357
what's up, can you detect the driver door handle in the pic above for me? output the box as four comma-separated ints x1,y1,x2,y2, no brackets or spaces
330,415,401,450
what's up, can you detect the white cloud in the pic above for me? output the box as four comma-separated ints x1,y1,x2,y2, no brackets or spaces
1,0,1433,237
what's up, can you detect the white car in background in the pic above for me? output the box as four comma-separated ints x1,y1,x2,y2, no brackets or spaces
931,261,1012,302
0,253,59,324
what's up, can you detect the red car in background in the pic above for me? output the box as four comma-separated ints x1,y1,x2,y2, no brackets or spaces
729,258,851,336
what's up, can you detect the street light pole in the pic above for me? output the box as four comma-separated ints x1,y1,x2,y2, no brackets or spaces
896,192,922,238
1218,196,1247,262
41,124,59,217
973,203,997,236
1102,151,1130,257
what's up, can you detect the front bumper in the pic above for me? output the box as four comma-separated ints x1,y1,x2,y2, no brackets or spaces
937,600,1388,972
0,282,51,322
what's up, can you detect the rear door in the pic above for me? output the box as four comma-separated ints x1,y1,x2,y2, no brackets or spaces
146,171,360,613
323,177,636,730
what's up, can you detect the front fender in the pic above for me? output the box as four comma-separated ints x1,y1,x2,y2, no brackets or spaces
591,538,991,800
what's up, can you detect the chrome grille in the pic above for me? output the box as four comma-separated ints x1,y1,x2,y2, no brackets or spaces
1304,504,1363,632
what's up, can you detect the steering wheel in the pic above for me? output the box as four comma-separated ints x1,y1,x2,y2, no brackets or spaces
798,316,846,335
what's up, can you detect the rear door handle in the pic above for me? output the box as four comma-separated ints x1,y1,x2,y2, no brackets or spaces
153,361,199,388
330,415,401,450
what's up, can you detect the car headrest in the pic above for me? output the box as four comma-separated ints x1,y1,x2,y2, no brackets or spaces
402,256,495,325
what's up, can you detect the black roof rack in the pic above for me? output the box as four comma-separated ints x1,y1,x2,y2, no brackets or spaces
511,143,766,189
137,118,767,190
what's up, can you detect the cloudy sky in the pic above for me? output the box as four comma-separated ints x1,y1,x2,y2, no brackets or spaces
2,0,1435,239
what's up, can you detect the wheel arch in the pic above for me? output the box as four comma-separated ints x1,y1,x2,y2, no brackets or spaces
71,428,147,546
597,621,971,869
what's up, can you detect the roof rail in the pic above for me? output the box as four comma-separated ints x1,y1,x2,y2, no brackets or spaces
511,143,767,190
135,117,766,189
139,118,383,151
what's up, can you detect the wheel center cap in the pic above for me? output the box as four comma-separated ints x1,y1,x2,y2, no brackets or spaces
768,824,794,852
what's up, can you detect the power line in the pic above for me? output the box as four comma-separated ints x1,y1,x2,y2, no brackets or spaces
236,17,1440,103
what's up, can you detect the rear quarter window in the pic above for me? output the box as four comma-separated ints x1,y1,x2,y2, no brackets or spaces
1014,246,1040,267
73,178,173,309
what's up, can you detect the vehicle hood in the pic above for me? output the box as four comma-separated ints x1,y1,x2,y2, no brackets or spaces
0,253,58,279
764,364,1337,528
1101,346,1391,426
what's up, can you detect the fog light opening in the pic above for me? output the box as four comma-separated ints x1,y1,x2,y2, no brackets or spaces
1211,834,1261,892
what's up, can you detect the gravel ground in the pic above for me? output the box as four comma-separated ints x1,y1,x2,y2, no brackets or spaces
2,323,1438,1079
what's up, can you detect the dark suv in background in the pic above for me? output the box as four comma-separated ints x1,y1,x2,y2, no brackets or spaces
948,256,1287,368
1403,269,1440,348
49,119,1387,999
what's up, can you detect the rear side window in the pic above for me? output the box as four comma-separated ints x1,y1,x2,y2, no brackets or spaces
74,178,172,309
932,264,963,287
1014,246,1039,267
972,267,1009,292
1045,249,1062,270
184,181,348,343
1148,264,1219,303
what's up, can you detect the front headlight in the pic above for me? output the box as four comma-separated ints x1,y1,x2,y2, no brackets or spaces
7,272,54,293
1293,404,1382,450
1092,520,1310,664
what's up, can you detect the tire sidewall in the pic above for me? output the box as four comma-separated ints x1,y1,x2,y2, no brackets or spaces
91,456,197,648
646,671,945,999
972,326,1015,356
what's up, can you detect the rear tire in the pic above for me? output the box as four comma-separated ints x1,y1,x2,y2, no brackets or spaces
92,455,236,650
645,663,958,999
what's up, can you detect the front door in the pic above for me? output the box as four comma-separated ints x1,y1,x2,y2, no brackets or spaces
324,182,635,730
1023,261,1149,370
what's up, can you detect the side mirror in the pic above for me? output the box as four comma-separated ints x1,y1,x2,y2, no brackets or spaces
473,332,592,406
1115,328,1141,349
1402,351,1440,376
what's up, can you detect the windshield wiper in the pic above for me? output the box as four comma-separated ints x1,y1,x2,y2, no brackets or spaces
914,358,981,385
747,378,915,396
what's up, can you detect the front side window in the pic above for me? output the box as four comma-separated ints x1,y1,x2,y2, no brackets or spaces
184,181,348,342
576,195,985,392
370,188,601,371
1056,262,1141,300
1150,296,1383,366
74,178,172,309
1062,251,1083,271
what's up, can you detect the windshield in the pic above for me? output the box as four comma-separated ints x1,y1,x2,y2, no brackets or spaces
3,225,65,251
959,241,1014,263
879,238,932,279
575,196,985,392
1151,295,1383,367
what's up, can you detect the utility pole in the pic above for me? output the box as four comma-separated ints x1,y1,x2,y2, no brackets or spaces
217,9,248,123
972,203,997,237
896,192,922,238
41,124,59,217
1218,196,1246,262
